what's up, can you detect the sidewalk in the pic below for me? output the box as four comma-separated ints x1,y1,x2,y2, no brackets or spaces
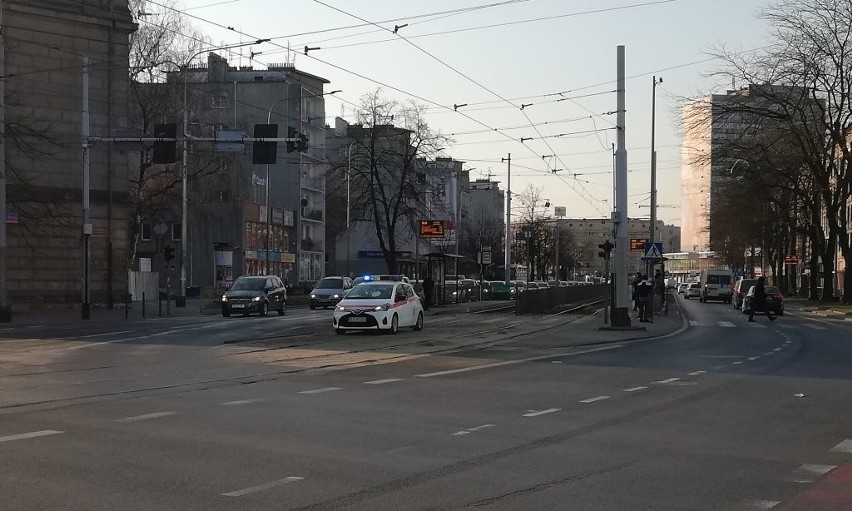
784,297,852,321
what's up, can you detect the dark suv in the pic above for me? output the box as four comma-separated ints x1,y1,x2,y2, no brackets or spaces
221,275,287,317
732,278,757,310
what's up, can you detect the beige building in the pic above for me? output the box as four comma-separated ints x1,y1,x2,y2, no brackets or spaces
4,1,134,306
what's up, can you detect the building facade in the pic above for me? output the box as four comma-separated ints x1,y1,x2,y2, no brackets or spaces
4,0,134,306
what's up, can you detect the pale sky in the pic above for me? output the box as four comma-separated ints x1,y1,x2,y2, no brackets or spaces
151,0,773,230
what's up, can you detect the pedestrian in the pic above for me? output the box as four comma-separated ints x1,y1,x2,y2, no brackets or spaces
422,274,434,311
636,274,653,322
748,276,776,322
654,270,666,313
631,273,642,311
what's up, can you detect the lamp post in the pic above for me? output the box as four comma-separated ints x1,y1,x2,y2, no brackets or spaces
346,141,353,276
180,39,267,302
649,75,663,278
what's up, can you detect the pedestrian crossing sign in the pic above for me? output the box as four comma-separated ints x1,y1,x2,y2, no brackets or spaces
643,242,663,262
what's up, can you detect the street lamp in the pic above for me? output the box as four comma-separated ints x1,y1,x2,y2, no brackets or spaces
180,39,268,303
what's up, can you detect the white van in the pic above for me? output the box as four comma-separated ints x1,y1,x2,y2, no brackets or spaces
699,269,734,303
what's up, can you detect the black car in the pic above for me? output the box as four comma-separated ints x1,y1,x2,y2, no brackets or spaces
221,275,287,317
742,285,785,316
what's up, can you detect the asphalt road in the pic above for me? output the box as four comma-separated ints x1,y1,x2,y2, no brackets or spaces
0,296,851,510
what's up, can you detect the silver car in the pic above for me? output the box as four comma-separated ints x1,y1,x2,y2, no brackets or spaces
309,276,353,309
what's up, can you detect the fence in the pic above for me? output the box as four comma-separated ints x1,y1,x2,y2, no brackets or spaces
516,284,609,314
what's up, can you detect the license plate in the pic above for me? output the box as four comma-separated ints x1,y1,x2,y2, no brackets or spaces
348,316,367,323
231,304,246,308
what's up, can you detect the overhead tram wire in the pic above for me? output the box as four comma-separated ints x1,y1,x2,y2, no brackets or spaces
312,0,608,214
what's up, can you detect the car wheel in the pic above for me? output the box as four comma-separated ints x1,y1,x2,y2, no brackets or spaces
222,309,230,318
309,303,316,310
335,328,345,335
259,301,268,316
277,301,286,316
412,312,423,331
389,314,399,334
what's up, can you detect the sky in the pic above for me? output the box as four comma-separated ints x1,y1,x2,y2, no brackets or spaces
150,0,774,229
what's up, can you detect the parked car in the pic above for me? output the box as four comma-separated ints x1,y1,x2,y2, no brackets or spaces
685,282,701,299
221,275,287,317
732,278,758,310
533,280,549,289
309,276,353,309
333,280,423,334
443,280,467,303
699,269,734,303
489,281,512,300
479,280,493,300
742,285,784,316
677,282,689,294
460,279,480,301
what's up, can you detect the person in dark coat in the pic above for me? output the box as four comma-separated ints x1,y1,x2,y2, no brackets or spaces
422,274,434,310
748,276,776,322
636,275,653,322
631,273,642,311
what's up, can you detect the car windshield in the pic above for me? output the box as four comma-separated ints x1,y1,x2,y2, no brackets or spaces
345,284,394,299
316,278,343,289
230,278,266,291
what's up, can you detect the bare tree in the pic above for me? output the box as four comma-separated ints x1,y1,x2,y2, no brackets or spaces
514,185,553,281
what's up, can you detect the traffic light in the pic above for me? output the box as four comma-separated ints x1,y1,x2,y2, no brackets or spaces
286,126,297,153
163,245,175,262
152,123,177,164
296,133,309,152
252,124,278,164
598,240,614,259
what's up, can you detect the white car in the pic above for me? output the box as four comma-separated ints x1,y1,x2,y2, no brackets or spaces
677,282,689,294
685,283,701,299
333,280,424,334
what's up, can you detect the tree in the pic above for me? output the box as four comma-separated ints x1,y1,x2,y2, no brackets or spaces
514,185,553,281
344,92,451,274
684,0,852,301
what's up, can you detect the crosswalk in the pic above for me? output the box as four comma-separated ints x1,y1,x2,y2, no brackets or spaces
687,320,828,330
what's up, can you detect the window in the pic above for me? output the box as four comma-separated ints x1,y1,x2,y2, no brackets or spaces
171,223,182,241
141,223,152,241
212,95,228,109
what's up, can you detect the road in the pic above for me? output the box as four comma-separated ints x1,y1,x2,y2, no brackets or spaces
0,296,850,510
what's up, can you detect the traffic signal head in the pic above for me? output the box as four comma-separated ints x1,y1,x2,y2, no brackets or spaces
286,126,297,153
164,246,175,262
296,133,309,152
152,123,177,164
252,123,278,164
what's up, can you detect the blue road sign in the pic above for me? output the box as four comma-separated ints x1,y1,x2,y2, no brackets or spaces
642,242,664,262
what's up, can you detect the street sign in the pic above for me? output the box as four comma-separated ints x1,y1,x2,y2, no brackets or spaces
481,251,492,264
419,220,445,238
554,206,566,217
643,242,663,262
784,255,799,265
154,220,168,236
630,238,648,251
482,245,491,252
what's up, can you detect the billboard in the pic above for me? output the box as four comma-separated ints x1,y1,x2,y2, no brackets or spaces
419,220,445,238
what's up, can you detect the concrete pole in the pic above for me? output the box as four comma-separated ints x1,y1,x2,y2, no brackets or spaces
0,0,9,322
181,64,189,302
612,46,631,327
554,218,560,280
650,76,662,278
503,153,511,285
82,58,92,320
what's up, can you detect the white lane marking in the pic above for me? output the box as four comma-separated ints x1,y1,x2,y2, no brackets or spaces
788,464,836,483
736,499,780,510
579,396,610,404
523,408,561,417
0,430,63,443
452,424,496,435
415,344,626,378
718,321,736,327
689,320,700,326
748,357,760,361
688,371,706,376
733,361,744,365
773,348,782,352
364,378,403,385
298,387,343,395
623,386,648,392
805,324,827,330
762,352,774,356
222,399,264,406
653,378,680,384
452,430,471,436
222,476,304,497
830,439,852,453
115,411,176,423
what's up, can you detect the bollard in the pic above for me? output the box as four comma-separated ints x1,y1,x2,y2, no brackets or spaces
142,292,146,318
166,282,171,316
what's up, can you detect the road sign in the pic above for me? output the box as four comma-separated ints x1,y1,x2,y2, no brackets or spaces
784,255,799,265
481,251,492,264
643,242,663,262
554,206,566,217
154,220,168,236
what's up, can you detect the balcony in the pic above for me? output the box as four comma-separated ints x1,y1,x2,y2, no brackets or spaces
302,208,323,222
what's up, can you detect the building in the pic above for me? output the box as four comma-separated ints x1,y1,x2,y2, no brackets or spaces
140,55,329,291
3,0,134,307
465,179,505,276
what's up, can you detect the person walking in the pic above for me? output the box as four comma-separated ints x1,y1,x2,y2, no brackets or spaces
636,275,653,322
631,273,642,311
748,276,776,322
653,270,666,314
422,274,434,311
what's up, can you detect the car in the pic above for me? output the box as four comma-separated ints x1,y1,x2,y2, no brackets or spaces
732,278,758,310
443,280,467,302
309,276,353,309
699,269,734,303
533,280,549,289
685,282,701,299
333,280,424,334
460,279,480,301
677,282,689,294
547,280,559,288
742,285,784,316
221,275,287,317
479,280,493,300
489,281,512,300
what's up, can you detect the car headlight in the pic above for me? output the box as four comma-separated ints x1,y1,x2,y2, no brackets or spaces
252,296,262,302
337,305,345,311
333,294,340,299
374,304,390,311
310,294,316,298
221,295,228,302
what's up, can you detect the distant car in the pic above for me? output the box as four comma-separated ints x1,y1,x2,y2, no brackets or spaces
460,279,480,301
699,269,734,303
221,275,287,317
742,285,784,316
533,280,549,289
479,280,493,300
309,276,353,309
732,278,758,310
677,282,689,294
685,282,701,299
488,281,511,300
333,281,423,334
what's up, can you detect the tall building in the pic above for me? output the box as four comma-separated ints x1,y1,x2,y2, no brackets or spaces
3,0,134,306
466,179,505,274
141,55,329,289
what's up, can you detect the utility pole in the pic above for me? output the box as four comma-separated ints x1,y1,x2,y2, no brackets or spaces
0,0,9,322
612,45,631,327
81,58,92,320
502,153,511,285
649,75,663,279
554,219,560,281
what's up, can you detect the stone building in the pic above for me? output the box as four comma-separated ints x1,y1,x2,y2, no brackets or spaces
3,0,134,306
